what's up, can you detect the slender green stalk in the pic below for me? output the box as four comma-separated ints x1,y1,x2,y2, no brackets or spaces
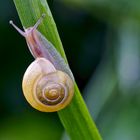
12,0,102,139
60,0,140,24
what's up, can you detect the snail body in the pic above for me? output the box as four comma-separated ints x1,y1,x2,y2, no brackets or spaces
10,15,74,112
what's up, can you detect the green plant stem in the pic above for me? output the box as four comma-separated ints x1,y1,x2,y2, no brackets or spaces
60,0,140,25
12,0,102,139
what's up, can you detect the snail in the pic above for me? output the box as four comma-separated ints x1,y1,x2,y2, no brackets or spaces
9,14,74,112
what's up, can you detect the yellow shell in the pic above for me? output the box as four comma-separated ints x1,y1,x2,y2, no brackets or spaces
22,58,74,112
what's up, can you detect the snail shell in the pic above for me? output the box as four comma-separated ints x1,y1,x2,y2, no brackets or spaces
22,58,74,112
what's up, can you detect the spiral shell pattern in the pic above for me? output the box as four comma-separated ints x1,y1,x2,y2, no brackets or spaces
22,58,74,112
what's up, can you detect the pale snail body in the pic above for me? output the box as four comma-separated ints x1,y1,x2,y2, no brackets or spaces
10,14,74,112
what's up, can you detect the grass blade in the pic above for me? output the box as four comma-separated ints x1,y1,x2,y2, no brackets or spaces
12,0,102,139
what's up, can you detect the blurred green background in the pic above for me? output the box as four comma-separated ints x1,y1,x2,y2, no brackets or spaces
1,0,140,140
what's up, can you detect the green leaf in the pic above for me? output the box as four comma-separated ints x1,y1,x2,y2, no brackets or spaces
60,0,140,24
12,0,102,139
